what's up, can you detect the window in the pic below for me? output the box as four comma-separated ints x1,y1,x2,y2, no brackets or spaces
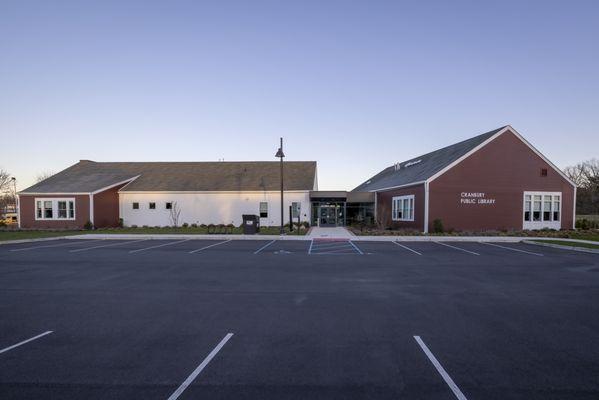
149,202,156,210
533,195,541,221
523,192,561,229
524,195,531,221
259,202,268,218
34,198,75,220
391,195,414,221
291,202,300,218
540,168,548,177
543,195,552,221
132,202,139,210
44,201,53,218
166,202,172,210
57,201,67,218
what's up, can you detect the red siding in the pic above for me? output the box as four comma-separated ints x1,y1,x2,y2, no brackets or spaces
19,183,126,229
19,195,90,229
93,185,125,228
376,184,425,230
428,130,575,232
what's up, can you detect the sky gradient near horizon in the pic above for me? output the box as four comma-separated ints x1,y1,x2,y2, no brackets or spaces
1,0,598,191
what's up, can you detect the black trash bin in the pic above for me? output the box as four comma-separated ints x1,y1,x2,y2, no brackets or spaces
242,214,260,234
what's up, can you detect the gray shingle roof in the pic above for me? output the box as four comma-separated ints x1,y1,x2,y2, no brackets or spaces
352,126,506,192
20,161,317,193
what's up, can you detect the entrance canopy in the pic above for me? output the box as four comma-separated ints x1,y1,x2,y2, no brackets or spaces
309,191,375,227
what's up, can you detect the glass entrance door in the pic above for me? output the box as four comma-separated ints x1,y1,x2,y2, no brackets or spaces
319,205,338,227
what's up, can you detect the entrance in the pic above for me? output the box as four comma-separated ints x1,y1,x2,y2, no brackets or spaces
319,204,339,227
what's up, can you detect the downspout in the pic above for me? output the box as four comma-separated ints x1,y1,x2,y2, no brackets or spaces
89,193,94,227
373,191,378,225
424,181,429,234
573,186,577,230
16,194,21,229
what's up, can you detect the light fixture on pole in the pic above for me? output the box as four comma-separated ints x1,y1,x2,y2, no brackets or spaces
10,177,17,214
275,138,285,235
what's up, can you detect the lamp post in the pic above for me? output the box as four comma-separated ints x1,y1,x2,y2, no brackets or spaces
10,177,17,216
275,138,285,235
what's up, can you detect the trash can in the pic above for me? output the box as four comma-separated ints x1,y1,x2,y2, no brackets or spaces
242,214,260,234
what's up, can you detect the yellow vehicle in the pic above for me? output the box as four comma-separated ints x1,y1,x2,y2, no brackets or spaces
0,212,18,225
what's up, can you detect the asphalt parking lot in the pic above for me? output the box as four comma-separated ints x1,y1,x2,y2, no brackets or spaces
1,238,599,399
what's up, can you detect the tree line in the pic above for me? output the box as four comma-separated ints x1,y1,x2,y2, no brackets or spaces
564,158,599,215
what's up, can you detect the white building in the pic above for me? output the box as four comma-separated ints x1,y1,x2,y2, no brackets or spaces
18,160,318,229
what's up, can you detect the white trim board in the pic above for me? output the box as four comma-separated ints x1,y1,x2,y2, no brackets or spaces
118,190,312,194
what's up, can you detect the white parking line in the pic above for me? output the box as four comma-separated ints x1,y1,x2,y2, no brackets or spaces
414,336,468,400
310,248,358,255
0,331,53,354
393,241,422,256
434,242,480,256
70,239,149,253
254,240,276,254
308,239,314,255
129,239,191,254
311,242,351,249
310,241,353,249
349,241,364,255
189,239,232,254
166,333,234,400
479,242,543,256
10,240,103,252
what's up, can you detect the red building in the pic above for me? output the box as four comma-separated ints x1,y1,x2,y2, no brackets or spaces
353,126,576,233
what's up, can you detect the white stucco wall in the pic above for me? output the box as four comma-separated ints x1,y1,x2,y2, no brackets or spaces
119,191,311,227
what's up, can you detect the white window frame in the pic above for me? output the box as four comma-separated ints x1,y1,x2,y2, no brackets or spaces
522,191,561,230
391,195,415,222
259,202,268,218
34,198,76,221
291,202,300,219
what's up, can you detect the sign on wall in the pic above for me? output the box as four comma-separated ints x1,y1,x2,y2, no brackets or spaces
460,192,496,205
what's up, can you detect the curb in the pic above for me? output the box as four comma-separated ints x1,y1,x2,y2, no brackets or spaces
0,236,72,246
66,234,527,242
522,240,599,254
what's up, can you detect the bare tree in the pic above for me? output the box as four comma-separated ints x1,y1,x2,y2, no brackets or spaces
169,201,182,227
565,158,599,215
564,164,586,187
35,171,55,183
0,169,11,195
565,159,599,188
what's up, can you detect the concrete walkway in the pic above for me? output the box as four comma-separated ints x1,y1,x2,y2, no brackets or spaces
306,226,355,239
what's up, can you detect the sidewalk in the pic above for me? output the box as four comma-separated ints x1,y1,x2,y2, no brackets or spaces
306,227,355,240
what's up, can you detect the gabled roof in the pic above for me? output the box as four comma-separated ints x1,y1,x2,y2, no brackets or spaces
20,161,317,194
352,126,506,192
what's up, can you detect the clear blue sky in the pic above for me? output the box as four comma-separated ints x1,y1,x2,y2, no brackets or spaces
1,0,597,191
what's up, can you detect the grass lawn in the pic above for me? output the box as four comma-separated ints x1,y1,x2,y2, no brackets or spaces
0,230,82,242
529,239,599,250
565,231,599,242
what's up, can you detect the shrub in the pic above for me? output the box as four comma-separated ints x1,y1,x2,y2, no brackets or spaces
200,224,207,228
191,223,198,228
118,218,124,228
433,219,444,233
131,224,138,228
83,220,94,230
182,222,189,228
